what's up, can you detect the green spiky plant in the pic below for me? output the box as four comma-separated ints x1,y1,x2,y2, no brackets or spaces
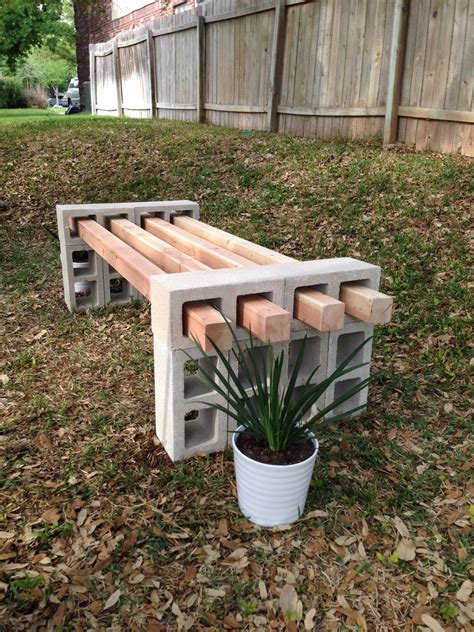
190,322,371,453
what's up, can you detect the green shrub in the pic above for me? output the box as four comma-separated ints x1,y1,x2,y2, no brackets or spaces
0,77,27,108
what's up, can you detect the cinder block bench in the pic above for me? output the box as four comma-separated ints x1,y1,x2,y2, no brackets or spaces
57,201,393,461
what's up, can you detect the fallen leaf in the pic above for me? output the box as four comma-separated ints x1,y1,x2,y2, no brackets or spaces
335,535,357,546
184,565,197,582
41,508,60,523
421,614,445,632
394,516,410,538
104,589,121,610
396,539,416,561
279,584,301,622
456,579,472,602
224,547,247,564
304,607,316,630
0,531,15,539
217,518,228,536
76,508,88,527
129,573,145,585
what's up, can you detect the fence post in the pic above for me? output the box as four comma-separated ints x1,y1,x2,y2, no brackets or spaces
147,29,157,118
112,38,123,116
383,0,409,145
266,0,286,133
89,44,96,115
196,13,205,123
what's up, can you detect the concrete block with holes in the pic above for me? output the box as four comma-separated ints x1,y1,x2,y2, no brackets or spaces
56,201,199,310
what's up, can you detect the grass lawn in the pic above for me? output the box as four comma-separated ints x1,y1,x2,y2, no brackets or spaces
0,111,472,630
0,107,76,125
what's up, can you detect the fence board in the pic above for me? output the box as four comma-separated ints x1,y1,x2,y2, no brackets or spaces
90,0,473,155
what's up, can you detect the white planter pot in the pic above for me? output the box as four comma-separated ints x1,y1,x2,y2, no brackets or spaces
73,261,90,295
232,426,319,527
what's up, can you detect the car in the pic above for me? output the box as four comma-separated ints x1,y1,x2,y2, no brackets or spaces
64,77,80,107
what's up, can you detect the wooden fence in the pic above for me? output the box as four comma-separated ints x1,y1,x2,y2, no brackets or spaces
90,0,473,156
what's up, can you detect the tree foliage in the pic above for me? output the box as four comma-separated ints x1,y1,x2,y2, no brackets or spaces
16,45,77,94
0,0,75,71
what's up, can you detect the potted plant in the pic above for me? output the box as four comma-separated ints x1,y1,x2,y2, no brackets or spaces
191,326,371,527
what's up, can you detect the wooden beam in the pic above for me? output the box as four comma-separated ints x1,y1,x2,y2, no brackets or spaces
112,218,291,343
74,219,231,351
183,301,232,351
152,22,196,37
339,283,393,325
205,2,274,24
109,218,207,273
277,106,386,117
294,288,345,332
383,0,409,144
144,217,257,269
172,215,294,264
398,106,474,124
204,103,267,113
196,14,205,123
267,0,286,132
171,216,346,331
156,103,197,110
77,218,160,298
237,294,291,343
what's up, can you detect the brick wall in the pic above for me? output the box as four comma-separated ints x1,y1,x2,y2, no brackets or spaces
74,0,199,104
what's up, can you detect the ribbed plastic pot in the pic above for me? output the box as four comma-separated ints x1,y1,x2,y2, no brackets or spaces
232,426,319,527
73,261,90,295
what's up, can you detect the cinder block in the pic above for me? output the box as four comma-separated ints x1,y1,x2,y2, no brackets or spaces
57,201,199,247
281,258,381,333
134,200,200,228
154,338,229,460
60,244,106,310
57,203,136,248
324,320,374,418
151,265,287,350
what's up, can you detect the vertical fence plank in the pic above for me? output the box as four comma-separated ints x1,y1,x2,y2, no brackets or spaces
89,44,97,115
266,0,286,132
197,15,205,122
112,38,123,116
147,30,156,118
384,0,409,144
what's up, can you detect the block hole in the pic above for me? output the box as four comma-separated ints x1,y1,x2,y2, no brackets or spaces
74,280,91,298
238,345,269,389
73,250,94,276
333,378,363,416
171,210,196,220
110,278,124,294
75,280,96,308
336,332,365,368
288,336,321,382
68,214,97,239
184,409,217,449
109,277,131,303
338,278,372,300
295,283,328,297
141,211,166,227
184,357,217,399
